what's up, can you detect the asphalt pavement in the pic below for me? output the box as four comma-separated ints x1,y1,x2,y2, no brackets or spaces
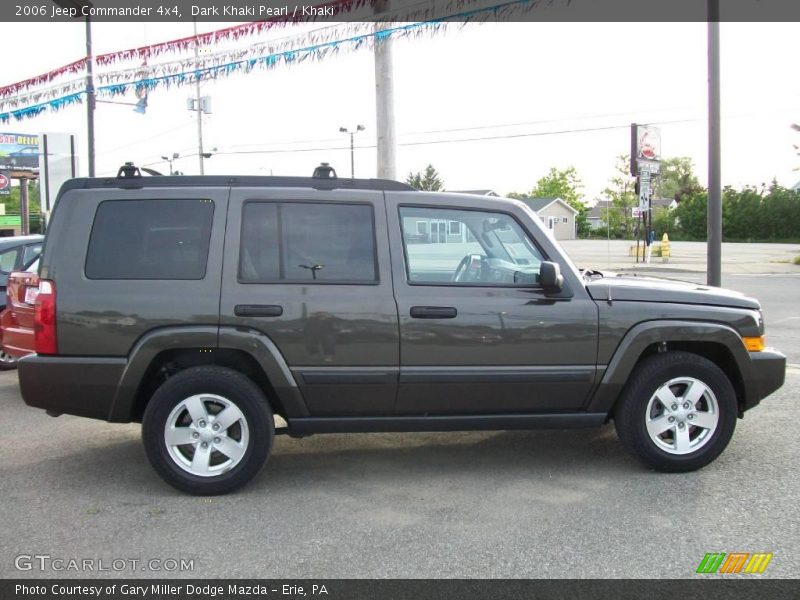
0,273,797,579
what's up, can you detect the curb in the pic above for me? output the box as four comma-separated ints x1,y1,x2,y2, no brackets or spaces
616,266,703,274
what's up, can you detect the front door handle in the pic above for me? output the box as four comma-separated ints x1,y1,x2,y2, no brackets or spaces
234,304,283,317
410,306,457,319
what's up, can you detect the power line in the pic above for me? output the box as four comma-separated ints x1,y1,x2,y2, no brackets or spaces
209,118,705,157
137,110,784,168
216,107,698,152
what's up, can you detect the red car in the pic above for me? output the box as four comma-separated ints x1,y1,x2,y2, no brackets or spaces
0,258,39,369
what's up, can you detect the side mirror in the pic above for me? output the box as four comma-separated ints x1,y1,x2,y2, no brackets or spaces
539,261,564,292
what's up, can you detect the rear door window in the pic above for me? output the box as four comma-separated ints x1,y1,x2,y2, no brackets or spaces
85,199,215,280
239,202,378,284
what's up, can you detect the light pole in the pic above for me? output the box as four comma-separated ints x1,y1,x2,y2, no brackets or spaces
160,153,179,175
339,125,365,179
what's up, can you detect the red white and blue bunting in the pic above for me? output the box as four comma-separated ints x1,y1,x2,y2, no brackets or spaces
0,0,553,123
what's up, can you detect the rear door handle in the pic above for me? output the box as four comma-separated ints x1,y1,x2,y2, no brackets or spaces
410,306,457,319
234,304,283,317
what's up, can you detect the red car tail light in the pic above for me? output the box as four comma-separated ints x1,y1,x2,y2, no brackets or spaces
34,279,57,355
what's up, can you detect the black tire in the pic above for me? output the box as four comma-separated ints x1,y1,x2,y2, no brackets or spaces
0,349,18,371
142,366,273,495
614,351,737,472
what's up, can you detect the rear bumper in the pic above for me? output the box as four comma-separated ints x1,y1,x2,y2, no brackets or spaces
2,325,35,359
18,354,125,421
743,348,786,411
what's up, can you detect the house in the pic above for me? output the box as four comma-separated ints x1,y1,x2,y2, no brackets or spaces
587,197,678,230
792,180,800,192
451,189,501,197
587,200,611,230
517,197,578,240
434,190,577,240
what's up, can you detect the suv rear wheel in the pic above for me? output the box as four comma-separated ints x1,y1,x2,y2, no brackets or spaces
614,351,737,472
142,366,273,495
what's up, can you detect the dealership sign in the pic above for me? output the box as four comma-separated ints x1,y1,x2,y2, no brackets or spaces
0,132,40,171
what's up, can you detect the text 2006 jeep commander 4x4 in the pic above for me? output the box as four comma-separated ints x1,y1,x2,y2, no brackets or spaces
20,163,785,495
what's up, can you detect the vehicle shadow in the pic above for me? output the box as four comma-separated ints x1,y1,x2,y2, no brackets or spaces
5,423,641,500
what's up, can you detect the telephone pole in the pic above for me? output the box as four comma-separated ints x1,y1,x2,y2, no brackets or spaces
373,0,397,180
193,20,205,175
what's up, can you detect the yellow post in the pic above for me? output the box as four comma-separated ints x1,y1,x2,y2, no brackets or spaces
661,233,670,263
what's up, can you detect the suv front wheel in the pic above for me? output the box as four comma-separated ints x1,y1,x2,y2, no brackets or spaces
142,366,273,495
614,351,737,472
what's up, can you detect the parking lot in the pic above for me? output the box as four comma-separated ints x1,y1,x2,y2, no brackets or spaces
1,273,798,579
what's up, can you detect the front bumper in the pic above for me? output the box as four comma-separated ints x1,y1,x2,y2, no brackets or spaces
744,348,786,411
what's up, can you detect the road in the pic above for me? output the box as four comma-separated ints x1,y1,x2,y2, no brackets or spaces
0,274,797,579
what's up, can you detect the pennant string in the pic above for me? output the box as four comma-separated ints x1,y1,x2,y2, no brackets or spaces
0,0,545,123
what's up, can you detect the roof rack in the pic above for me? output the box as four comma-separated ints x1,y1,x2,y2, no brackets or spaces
89,161,416,192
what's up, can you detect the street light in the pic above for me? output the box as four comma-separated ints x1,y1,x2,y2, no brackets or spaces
52,0,95,176
339,125,365,179
160,153,180,175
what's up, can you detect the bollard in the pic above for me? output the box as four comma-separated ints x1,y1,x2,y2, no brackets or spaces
661,233,670,263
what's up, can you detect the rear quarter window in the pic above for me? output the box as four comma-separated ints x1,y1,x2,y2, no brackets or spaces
85,199,215,280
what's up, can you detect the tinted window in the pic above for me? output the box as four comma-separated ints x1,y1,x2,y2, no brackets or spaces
399,206,544,286
86,199,214,280
240,202,377,283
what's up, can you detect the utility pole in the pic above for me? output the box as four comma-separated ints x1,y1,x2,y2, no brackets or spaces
373,0,397,180
193,20,205,175
707,0,722,286
52,2,95,176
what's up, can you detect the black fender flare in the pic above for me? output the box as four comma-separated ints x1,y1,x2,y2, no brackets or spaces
585,320,753,414
108,325,308,421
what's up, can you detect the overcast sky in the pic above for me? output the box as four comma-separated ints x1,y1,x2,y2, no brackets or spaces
1,20,798,199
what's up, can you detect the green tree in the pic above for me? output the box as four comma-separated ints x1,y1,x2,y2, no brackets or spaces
602,155,638,238
1,181,41,214
673,191,708,240
532,167,590,237
0,181,43,234
406,164,444,191
655,157,704,202
508,166,590,237
720,182,800,241
651,205,677,238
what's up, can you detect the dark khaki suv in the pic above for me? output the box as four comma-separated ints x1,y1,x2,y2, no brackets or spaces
19,164,785,494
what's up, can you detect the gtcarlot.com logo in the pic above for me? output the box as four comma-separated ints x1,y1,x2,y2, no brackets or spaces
14,554,194,573
696,552,773,574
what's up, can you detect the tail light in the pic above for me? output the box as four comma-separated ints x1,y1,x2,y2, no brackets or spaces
34,279,57,355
